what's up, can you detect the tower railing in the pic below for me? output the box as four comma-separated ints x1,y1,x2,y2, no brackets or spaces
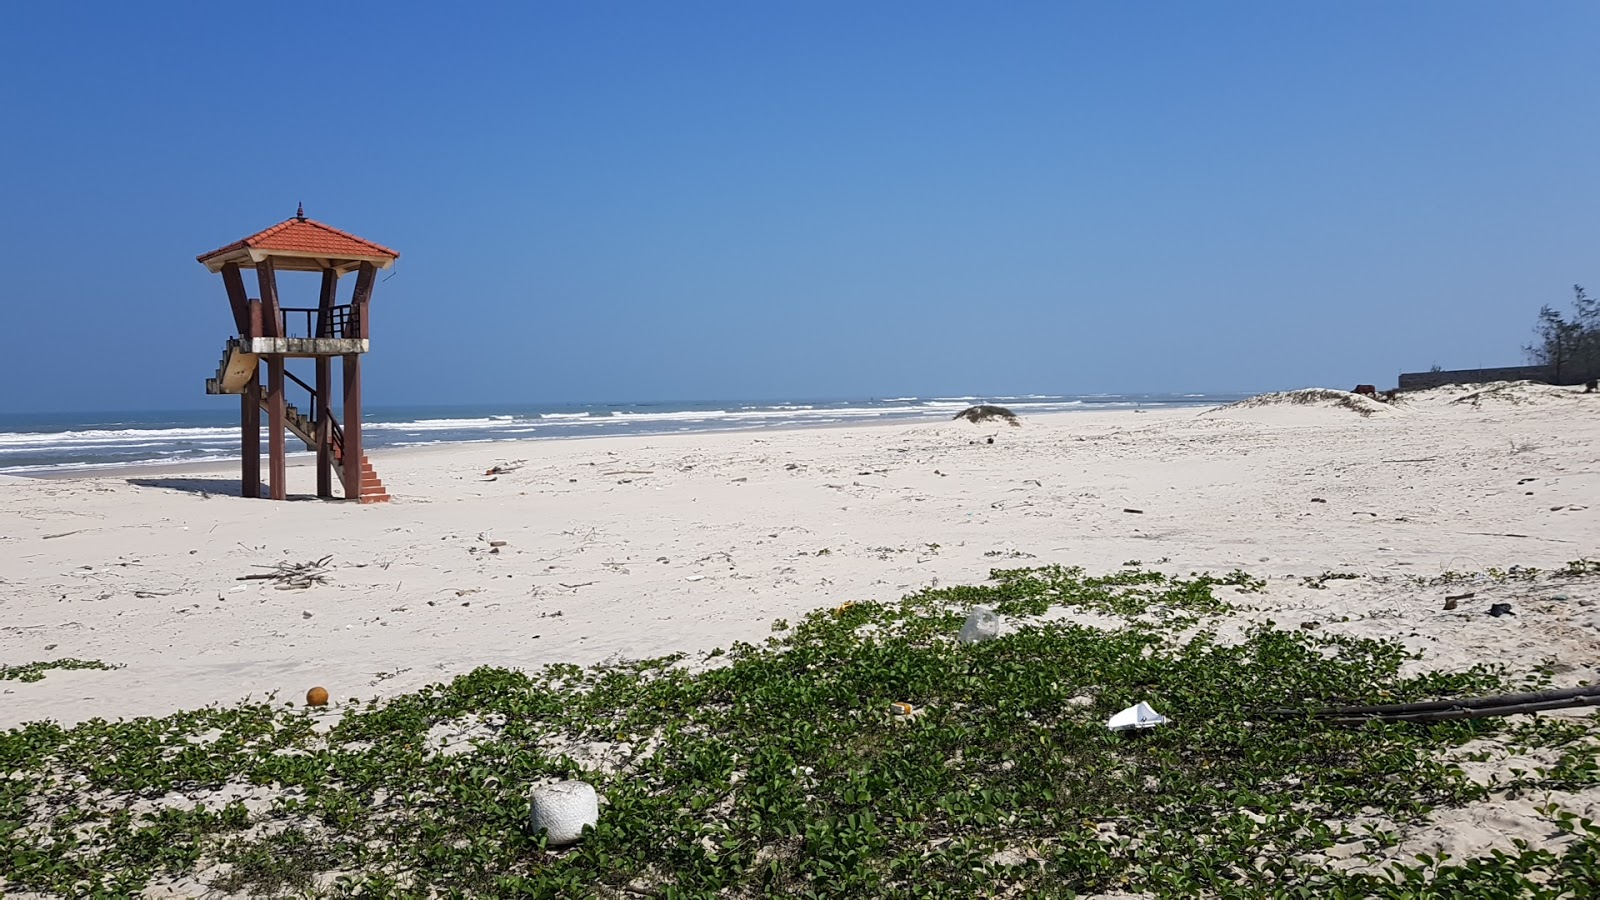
274,303,362,339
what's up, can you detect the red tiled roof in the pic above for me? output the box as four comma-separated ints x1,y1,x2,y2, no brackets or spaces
197,216,399,264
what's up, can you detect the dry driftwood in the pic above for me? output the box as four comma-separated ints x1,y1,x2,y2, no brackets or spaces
237,555,333,590
954,405,1021,426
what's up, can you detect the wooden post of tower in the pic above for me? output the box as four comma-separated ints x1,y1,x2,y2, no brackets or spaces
341,262,376,500
266,359,286,500
197,206,399,503
314,268,338,498
241,367,261,498
226,260,259,498
342,353,362,499
258,259,287,500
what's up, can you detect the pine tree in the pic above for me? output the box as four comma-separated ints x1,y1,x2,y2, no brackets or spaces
1526,285,1599,384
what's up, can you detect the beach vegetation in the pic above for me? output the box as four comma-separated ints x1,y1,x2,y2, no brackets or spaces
0,659,122,683
1212,389,1388,418
1415,563,1578,587
1302,571,1362,590
2,565,1598,897
953,405,1021,426
1526,284,1600,384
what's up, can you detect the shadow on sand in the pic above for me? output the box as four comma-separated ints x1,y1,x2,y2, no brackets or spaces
125,477,319,499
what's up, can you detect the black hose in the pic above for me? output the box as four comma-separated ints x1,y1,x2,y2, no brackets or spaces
1265,684,1600,725
1318,693,1600,725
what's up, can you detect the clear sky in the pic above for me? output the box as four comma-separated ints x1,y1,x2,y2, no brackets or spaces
2,2,1597,412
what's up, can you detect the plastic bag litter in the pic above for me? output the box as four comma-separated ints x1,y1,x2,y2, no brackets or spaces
1107,701,1168,732
958,607,1000,644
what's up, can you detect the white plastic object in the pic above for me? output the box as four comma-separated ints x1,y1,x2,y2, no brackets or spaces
958,607,1000,644
1106,701,1169,732
530,780,599,845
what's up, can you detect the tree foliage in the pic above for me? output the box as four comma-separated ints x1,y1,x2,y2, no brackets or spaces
1526,285,1600,384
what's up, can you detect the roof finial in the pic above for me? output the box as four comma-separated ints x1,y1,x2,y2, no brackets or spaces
295,202,306,221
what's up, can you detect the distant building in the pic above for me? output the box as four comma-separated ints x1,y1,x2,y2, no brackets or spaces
1397,364,1553,392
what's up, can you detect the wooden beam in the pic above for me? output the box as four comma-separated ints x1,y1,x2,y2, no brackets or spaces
220,263,251,336
267,357,287,501
201,250,395,274
245,249,395,270
350,261,376,340
256,256,282,338
342,354,363,499
242,366,261,499
316,268,339,337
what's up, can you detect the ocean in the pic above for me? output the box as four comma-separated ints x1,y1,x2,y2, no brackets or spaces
0,393,1247,475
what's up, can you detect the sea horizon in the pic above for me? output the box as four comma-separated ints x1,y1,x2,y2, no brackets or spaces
0,391,1253,475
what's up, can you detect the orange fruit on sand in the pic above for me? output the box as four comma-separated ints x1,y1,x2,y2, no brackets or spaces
306,686,329,707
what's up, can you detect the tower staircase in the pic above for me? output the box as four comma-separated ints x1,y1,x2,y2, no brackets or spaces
206,340,389,502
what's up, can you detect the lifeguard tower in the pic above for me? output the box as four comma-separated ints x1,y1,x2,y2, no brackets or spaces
198,206,397,502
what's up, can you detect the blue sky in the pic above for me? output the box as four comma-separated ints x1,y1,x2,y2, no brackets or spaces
1,2,1596,412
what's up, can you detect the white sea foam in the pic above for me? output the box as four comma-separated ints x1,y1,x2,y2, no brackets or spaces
987,400,1084,410
0,427,238,448
0,440,220,455
0,394,1234,474
389,438,498,447
366,418,526,431
609,410,730,422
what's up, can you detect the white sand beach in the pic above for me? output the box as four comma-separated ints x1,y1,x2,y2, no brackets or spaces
3,383,1596,731
4,383,1600,894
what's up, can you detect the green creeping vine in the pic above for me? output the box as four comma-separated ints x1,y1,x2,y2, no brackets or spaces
1,564,1597,898
0,658,121,683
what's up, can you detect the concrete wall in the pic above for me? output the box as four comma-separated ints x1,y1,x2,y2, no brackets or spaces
1397,365,1553,392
